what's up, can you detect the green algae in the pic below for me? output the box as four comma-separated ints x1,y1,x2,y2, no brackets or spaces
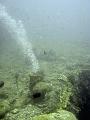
31,110,77,120
0,42,79,120
0,100,10,119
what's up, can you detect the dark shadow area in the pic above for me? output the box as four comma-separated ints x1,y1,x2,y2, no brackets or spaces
32,90,45,103
68,69,90,120
78,89,90,120
78,69,90,120
33,92,42,99
74,69,90,120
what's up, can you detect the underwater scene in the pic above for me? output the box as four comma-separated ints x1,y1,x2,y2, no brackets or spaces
0,0,90,120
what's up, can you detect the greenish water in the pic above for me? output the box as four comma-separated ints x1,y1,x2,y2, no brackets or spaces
0,1,90,120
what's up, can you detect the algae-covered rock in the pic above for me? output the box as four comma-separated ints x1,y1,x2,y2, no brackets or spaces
29,72,61,113
29,72,72,113
0,100,10,119
31,110,77,120
2,71,77,120
5,104,42,120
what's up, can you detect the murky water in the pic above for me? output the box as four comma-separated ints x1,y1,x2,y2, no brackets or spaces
0,1,90,120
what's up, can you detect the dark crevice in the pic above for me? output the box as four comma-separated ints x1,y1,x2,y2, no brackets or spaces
69,69,90,120
78,70,90,120
78,90,90,120
31,90,45,103
33,92,42,99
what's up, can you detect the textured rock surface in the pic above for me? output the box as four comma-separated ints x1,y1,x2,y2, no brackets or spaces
0,100,10,119
31,110,77,120
29,72,72,113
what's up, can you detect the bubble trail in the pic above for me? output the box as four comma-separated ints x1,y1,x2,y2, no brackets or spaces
0,3,40,73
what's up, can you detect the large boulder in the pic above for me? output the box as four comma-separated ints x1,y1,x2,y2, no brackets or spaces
31,110,77,120
29,72,72,113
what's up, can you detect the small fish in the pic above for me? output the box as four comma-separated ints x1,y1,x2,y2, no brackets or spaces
44,50,47,55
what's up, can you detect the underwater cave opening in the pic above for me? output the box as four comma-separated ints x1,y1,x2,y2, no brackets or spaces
32,90,45,103
33,92,42,99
